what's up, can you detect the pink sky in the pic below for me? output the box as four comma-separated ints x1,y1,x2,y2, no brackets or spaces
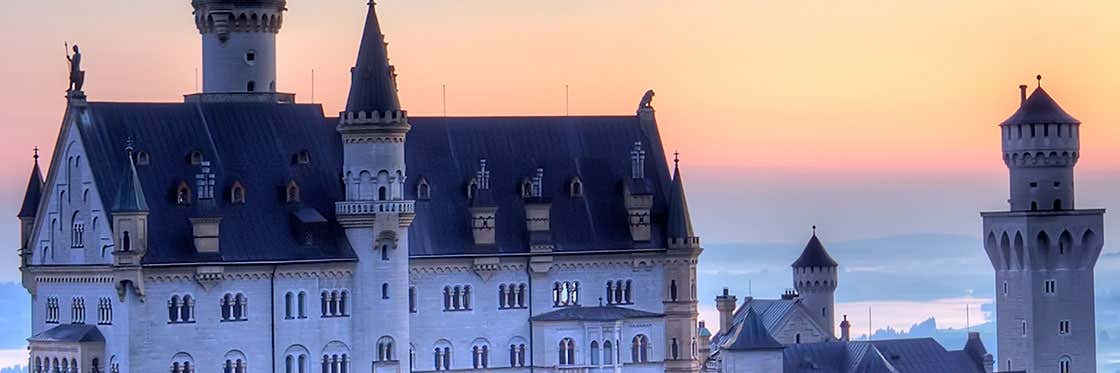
2,0,1120,249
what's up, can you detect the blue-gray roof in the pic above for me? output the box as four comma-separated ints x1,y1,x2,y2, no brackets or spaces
531,306,663,322
28,324,105,343
112,150,149,213
722,309,784,351
792,234,839,268
1001,87,1079,126
344,3,401,115
403,115,673,256
64,100,674,264
782,338,988,373
77,102,354,264
17,158,43,218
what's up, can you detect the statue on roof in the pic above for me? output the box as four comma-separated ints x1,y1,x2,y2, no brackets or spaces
66,43,85,93
638,89,655,110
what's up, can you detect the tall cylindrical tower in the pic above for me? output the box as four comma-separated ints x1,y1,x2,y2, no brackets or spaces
192,0,286,93
791,229,838,339
1001,77,1081,212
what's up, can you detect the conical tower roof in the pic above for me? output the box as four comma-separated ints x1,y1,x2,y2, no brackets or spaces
1001,86,1079,125
113,146,149,213
344,1,401,115
792,229,838,268
17,150,44,218
667,157,694,239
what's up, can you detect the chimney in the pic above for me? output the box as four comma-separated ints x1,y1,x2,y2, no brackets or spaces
715,288,738,334
840,315,852,342
190,217,222,253
1019,84,1028,106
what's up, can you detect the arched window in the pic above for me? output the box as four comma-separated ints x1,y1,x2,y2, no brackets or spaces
189,150,203,165
521,178,533,198
340,291,349,316
517,284,526,307
378,186,387,201
466,178,478,199
632,335,649,363
1053,199,1063,210
499,284,508,309
321,291,329,317
570,177,584,197
671,338,679,359
1059,356,1072,373
378,336,395,361
417,178,431,200
463,286,472,309
558,338,576,365
590,341,600,365
443,286,451,311
382,283,390,299
180,295,194,323
471,341,490,369
122,231,132,252
295,150,311,165
176,181,193,206
285,292,294,319
247,80,256,92
230,181,246,204
297,292,307,318
795,333,801,344
381,244,390,261
169,295,181,322
409,287,417,313
670,280,678,301
433,340,452,371
223,351,247,373
603,340,614,365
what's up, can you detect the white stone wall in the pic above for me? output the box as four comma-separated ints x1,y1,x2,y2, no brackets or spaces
770,309,829,345
202,32,278,93
719,350,782,373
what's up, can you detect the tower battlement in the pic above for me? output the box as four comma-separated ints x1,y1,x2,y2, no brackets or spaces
191,0,286,93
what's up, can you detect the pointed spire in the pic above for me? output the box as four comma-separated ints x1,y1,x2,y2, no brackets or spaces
667,153,694,239
113,138,148,212
792,227,839,268
344,1,401,115
17,147,44,218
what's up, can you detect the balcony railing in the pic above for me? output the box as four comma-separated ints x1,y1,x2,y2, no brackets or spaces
336,200,415,215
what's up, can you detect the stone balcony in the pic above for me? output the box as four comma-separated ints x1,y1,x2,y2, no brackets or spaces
335,200,416,228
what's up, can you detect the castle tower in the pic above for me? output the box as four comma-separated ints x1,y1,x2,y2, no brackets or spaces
191,0,286,93
335,3,411,372
663,155,702,373
982,77,1103,373
791,227,838,339
17,148,44,268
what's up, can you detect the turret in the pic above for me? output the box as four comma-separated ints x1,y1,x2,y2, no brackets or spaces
111,143,149,266
715,288,737,335
667,154,699,249
839,315,851,342
1000,75,1080,212
792,227,838,339
17,148,44,266
192,0,287,93
335,3,411,370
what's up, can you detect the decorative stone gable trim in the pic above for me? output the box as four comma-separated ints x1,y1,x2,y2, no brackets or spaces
195,266,224,291
472,257,501,282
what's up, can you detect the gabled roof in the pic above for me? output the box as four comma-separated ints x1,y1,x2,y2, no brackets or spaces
792,233,839,268
112,148,149,212
403,115,673,256
344,2,401,115
722,309,784,351
712,297,823,353
782,338,988,373
28,324,105,343
17,155,43,218
666,159,694,239
530,306,663,322
75,102,353,265
1001,87,1079,126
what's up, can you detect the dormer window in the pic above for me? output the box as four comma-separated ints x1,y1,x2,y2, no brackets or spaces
230,181,246,205
294,150,311,165
521,178,533,198
188,150,203,166
285,181,301,203
417,177,431,200
569,177,584,198
467,178,479,199
135,151,150,166
175,181,193,206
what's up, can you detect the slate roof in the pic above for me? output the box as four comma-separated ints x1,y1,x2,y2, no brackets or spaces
530,306,663,322
402,115,673,257
344,2,401,115
792,233,839,268
27,324,105,343
721,309,784,351
1001,87,1080,125
112,149,149,212
782,338,988,373
667,160,694,239
75,102,353,264
17,157,43,218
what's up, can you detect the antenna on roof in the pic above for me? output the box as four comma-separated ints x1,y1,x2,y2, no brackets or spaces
442,84,447,117
966,303,971,332
194,68,199,92
565,84,570,116
311,68,316,103
868,305,873,341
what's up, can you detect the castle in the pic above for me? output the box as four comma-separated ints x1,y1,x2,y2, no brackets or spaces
16,1,701,372
15,2,1105,373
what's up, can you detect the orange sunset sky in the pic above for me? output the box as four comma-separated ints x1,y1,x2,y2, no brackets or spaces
2,0,1120,252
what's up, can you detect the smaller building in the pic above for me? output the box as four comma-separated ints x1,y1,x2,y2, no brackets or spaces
703,230,996,373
